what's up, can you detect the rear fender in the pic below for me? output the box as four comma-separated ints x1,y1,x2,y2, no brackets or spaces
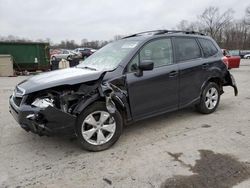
200,67,224,96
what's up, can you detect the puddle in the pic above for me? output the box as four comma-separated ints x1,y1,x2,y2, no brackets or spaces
162,150,250,188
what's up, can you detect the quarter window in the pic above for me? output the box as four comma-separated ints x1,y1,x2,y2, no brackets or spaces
174,37,201,61
127,54,139,72
198,38,218,57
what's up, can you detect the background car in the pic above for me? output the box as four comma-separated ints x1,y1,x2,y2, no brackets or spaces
50,49,61,56
244,54,250,59
50,49,79,61
74,48,96,59
222,49,240,69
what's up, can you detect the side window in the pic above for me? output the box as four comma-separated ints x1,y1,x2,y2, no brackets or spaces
198,38,218,58
174,37,201,62
140,38,173,68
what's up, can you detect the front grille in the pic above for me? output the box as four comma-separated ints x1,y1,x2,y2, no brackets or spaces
13,96,22,107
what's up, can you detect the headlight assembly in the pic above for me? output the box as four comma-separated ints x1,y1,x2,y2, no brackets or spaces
32,98,54,108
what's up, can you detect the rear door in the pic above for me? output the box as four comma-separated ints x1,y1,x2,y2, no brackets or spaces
126,38,179,120
173,37,207,107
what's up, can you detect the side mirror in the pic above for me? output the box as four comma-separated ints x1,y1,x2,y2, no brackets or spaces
135,60,154,76
139,60,154,71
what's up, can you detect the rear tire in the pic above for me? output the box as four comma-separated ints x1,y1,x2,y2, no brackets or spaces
196,82,220,114
76,102,123,151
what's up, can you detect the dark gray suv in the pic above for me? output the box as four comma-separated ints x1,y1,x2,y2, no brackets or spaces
9,30,238,151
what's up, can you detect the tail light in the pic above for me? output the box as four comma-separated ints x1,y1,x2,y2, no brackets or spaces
222,56,229,69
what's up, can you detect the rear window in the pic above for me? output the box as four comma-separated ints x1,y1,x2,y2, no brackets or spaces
198,38,218,58
174,37,201,62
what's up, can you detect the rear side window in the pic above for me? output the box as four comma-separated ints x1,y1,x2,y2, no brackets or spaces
174,37,201,62
198,38,218,58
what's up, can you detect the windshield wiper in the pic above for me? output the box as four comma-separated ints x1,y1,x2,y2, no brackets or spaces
80,66,97,71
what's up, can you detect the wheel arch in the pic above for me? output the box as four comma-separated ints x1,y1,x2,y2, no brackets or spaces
201,76,224,96
72,93,130,124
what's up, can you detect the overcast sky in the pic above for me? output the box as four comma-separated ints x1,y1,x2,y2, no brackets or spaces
0,0,249,43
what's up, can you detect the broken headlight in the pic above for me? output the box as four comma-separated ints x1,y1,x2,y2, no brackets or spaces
32,98,54,108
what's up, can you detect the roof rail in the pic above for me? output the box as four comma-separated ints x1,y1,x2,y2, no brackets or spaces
122,30,205,39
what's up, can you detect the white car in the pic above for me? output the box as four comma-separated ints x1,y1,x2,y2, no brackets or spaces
51,50,79,61
244,54,250,59
74,48,97,59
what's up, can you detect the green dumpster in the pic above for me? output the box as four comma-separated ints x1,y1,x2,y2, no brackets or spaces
0,42,50,71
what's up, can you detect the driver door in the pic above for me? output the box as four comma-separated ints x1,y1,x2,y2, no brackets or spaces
126,38,179,120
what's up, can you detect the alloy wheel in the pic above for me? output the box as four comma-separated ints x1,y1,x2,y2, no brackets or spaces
205,87,218,110
81,111,116,145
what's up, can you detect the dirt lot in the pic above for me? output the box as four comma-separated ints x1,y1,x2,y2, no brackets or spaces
0,60,250,188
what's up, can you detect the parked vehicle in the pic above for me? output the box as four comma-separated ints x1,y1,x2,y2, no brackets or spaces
229,50,250,59
9,30,238,151
50,49,62,56
240,50,250,58
50,50,78,61
244,54,250,59
222,49,241,69
74,48,96,59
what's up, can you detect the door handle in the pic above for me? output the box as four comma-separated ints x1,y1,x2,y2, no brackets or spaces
202,63,209,69
169,70,178,77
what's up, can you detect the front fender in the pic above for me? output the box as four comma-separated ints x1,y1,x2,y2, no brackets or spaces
73,93,101,114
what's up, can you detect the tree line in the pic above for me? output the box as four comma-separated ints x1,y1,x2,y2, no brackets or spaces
176,6,250,50
1,5,250,50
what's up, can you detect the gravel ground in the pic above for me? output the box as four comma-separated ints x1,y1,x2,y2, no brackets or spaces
0,60,250,188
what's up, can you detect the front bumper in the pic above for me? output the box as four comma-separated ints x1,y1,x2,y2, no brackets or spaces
9,95,76,136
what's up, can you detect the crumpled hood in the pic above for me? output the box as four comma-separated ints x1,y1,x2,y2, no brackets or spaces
18,67,105,94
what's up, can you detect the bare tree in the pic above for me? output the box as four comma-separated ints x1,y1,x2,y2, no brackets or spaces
113,35,124,41
175,6,250,50
245,6,250,25
176,20,190,30
199,7,234,41
223,20,249,49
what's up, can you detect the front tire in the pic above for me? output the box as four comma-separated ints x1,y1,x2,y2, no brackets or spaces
196,82,220,114
76,102,123,151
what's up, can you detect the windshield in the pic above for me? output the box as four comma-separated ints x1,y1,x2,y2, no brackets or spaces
77,40,139,71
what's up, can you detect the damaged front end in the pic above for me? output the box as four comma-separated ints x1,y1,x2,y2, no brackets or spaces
9,74,131,137
9,90,77,136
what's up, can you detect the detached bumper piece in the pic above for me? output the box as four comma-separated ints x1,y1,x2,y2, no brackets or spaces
9,96,76,136
224,71,238,96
